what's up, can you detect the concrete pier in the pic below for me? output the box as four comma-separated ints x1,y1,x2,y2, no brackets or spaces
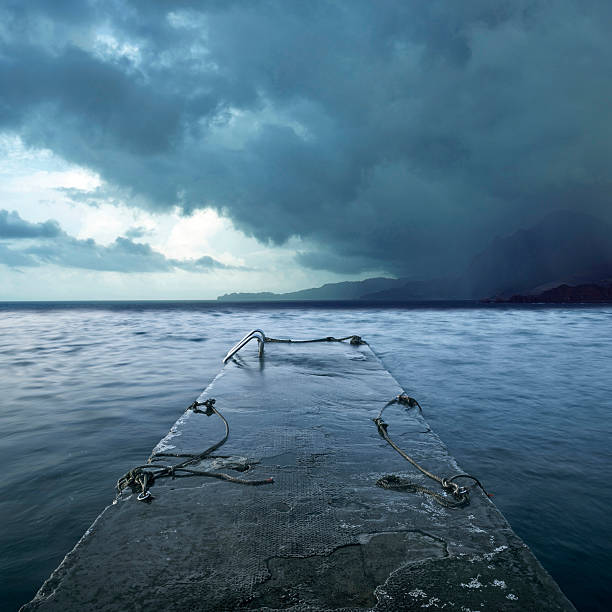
23,338,574,611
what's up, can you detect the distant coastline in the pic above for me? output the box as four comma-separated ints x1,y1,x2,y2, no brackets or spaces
487,283,612,304
218,210,612,304
217,280,612,305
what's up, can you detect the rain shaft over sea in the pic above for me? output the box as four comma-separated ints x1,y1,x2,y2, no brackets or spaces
0,301,610,611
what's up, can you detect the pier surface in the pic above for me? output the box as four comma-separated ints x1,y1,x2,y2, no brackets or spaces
24,340,574,611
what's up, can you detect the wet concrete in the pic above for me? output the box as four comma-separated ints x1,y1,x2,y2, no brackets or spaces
22,339,575,611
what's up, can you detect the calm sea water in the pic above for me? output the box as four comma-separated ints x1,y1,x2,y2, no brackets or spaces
0,302,610,611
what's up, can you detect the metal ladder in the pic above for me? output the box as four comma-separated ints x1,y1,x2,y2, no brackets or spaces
222,329,266,364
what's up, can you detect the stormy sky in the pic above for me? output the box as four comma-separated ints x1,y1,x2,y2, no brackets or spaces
1,0,612,299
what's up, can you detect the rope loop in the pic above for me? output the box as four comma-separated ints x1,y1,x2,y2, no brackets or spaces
116,397,273,503
396,394,422,411
441,478,468,498
189,398,216,416
375,394,489,508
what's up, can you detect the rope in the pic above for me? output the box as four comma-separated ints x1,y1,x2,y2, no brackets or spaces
264,334,366,345
223,329,367,364
116,398,273,502
373,394,490,508
377,475,468,509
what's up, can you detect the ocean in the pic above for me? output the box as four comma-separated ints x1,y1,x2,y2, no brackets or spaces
0,301,610,611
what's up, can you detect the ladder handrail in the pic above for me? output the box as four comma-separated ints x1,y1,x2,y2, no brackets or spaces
226,329,265,355
223,329,266,364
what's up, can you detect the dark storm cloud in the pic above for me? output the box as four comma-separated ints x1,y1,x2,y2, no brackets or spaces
0,210,230,272
2,1,612,276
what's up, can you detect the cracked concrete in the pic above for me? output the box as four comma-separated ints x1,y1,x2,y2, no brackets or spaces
252,531,446,609
22,341,574,611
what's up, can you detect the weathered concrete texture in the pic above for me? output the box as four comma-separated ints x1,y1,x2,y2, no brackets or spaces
23,341,575,611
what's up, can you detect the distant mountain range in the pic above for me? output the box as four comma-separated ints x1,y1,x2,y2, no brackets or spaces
500,282,612,303
217,277,408,301
217,210,612,302
464,209,612,299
